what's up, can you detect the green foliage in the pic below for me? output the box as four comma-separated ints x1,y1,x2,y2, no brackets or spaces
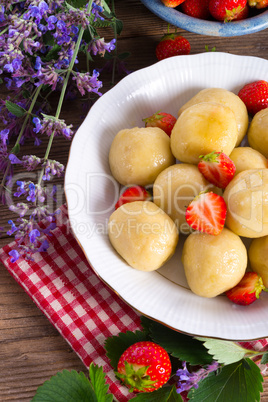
261,352,268,364
104,329,149,369
188,358,263,402
32,364,113,402
141,317,213,365
132,385,183,401
195,337,256,365
5,100,26,117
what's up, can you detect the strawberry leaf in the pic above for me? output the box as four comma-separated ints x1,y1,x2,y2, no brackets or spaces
261,352,268,364
89,363,113,402
132,385,183,401
105,330,149,369
188,358,263,402
32,367,111,401
141,317,213,365
195,337,256,365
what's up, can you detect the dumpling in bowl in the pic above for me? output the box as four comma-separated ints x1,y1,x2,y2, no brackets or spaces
108,201,178,271
109,127,175,186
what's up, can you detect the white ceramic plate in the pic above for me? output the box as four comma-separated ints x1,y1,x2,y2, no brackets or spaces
65,52,268,341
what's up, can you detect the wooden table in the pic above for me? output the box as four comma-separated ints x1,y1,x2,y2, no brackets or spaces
0,1,268,399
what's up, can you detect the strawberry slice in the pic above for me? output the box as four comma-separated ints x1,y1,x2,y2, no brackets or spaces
115,185,151,210
225,272,268,306
185,191,227,236
198,151,236,189
143,111,176,137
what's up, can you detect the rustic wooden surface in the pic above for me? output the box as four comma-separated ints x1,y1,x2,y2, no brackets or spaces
0,0,268,400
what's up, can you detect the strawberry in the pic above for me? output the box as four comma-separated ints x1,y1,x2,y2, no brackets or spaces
185,191,227,235
233,2,249,19
143,111,176,137
115,185,151,209
181,0,210,19
156,33,191,61
161,0,186,7
208,0,247,22
238,80,268,115
116,341,171,393
225,272,268,305
198,151,236,189
248,0,268,8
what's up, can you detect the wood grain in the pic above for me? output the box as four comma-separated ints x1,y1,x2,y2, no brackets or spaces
0,0,268,399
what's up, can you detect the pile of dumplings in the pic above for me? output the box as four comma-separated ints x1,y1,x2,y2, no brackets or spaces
108,87,268,299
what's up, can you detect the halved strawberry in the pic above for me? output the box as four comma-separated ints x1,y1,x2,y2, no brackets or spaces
116,341,172,393
185,191,227,235
198,151,236,189
115,185,151,209
225,272,268,306
143,111,176,137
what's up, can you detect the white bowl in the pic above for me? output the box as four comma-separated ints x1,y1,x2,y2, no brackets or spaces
65,52,268,340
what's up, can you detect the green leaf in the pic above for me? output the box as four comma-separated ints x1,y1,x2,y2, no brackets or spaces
5,100,26,117
195,337,251,365
104,330,149,370
261,352,268,364
43,44,61,62
132,385,183,401
32,369,97,401
188,358,263,402
89,363,113,402
141,317,213,365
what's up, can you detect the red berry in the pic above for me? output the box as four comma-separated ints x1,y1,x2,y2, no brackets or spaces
198,151,236,189
248,0,268,8
225,272,268,306
181,0,210,19
185,191,227,236
115,185,151,210
238,80,268,116
209,0,247,22
156,33,191,61
143,111,176,137
161,0,186,7
116,341,172,393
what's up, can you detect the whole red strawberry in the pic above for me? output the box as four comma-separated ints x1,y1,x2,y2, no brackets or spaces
143,111,176,137
248,0,268,8
115,185,151,209
161,0,186,7
116,341,172,393
209,0,247,22
156,33,191,61
185,191,227,235
238,80,268,115
225,272,268,305
198,151,236,189
181,0,210,19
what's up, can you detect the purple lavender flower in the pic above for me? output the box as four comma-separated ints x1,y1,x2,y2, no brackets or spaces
72,70,102,97
88,38,116,56
22,155,42,171
176,361,219,394
29,228,40,243
42,159,64,181
7,219,18,235
39,115,73,139
9,153,22,164
14,181,26,197
9,249,20,263
9,202,29,217
38,239,49,252
33,117,43,133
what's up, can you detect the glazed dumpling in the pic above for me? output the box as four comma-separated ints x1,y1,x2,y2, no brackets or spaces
153,163,217,234
109,127,175,186
223,169,268,238
248,108,268,158
108,201,179,271
171,102,238,164
248,236,268,287
178,88,249,146
182,228,247,298
229,147,267,175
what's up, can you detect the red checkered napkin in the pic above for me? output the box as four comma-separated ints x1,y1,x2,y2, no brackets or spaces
0,204,267,401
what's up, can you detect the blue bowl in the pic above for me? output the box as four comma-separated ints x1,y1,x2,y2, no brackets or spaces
141,0,268,37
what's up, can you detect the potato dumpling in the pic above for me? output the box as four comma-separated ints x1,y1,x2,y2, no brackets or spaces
109,127,175,186
248,236,268,287
153,163,217,234
108,201,178,271
182,228,247,298
171,102,238,164
248,108,268,158
223,169,268,238
229,147,267,175
178,88,248,146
